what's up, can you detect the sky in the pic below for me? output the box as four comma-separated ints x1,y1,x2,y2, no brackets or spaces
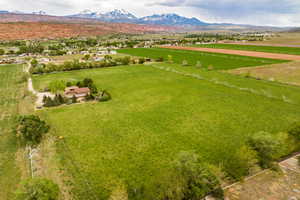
1,0,300,27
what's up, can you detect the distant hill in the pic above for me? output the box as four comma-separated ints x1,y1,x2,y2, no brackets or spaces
0,13,175,40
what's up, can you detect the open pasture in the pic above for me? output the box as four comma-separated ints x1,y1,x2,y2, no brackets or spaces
193,43,300,55
35,63,300,199
117,48,286,70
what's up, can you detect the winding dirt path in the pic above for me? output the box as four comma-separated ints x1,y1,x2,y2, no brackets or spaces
161,46,300,61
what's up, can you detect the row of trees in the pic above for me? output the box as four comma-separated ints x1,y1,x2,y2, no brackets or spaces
30,56,134,74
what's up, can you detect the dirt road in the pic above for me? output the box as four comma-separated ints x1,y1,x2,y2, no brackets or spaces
161,46,300,61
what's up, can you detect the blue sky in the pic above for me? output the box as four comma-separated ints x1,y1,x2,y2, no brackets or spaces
1,0,299,26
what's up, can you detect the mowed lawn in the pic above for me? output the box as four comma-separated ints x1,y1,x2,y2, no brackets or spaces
117,48,286,70
35,64,300,199
192,43,300,55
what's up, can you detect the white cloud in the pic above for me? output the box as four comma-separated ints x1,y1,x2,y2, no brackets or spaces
0,0,299,26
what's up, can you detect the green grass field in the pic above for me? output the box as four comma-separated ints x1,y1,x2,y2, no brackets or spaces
34,63,300,199
192,43,300,55
0,65,26,200
117,48,287,70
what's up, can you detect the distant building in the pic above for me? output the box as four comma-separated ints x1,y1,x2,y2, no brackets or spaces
64,86,90,102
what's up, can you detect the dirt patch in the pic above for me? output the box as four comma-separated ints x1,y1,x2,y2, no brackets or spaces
225,154,300,200
161,46,300,61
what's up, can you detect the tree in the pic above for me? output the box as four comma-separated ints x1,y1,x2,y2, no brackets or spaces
83,54,90,61
225,145,258,180
15,178,59,200
0,48,5,55
288,122,300,140
166,151,223,200
247,131,280,168
31,59,38,68
16,115,50,145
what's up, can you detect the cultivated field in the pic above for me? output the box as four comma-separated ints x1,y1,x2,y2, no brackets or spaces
33,62,300,199
161,46,300,61
192,43,300,55
118,48,286,70
0,64,31,200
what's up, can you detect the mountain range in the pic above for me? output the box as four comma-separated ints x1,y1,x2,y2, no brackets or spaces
69,9,209,26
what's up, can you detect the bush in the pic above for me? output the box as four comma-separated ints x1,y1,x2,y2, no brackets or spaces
196,61,202,68
167,55,173,63
182,60,189,66
166,151,223,200
247,131,281,168
138,58,146,64
155,57,164,62
288,122,300,140
207,65,214,71
16,115,50,145
226,145,258,180
98,90,112,102
15,178,59,200
0,48,5,55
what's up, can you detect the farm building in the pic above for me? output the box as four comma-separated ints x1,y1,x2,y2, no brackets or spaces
64,86,90,101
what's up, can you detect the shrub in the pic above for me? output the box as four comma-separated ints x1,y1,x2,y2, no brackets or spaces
225,145,258,180
207,65,214,71
15,178,59,200
288,122,300,141
0,48,5,55
166,151,223,200
155,57,164,62
98,90,112,102
196,61,202,68
138,58,146,64
247,131,281,168
167,55,173,63
16,115,50,146
182,60,189,66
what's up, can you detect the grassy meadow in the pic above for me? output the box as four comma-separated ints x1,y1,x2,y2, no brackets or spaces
117,48,287,70
0,64,31,200
34,63,300,199
192,43,300,55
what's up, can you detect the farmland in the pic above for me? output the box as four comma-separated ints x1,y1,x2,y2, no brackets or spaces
229,61,300,86
192,43,300,55
33,62,300,199
0,64,32,200
117,48,287,70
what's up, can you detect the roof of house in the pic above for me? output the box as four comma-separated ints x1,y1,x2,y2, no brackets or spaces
65,87,90,96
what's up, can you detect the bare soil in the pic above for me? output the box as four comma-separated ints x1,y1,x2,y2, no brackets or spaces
162,46,300,61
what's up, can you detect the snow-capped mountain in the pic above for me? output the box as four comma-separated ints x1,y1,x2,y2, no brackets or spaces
70,10,208,26
140,13,208,26
71,9,138,23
